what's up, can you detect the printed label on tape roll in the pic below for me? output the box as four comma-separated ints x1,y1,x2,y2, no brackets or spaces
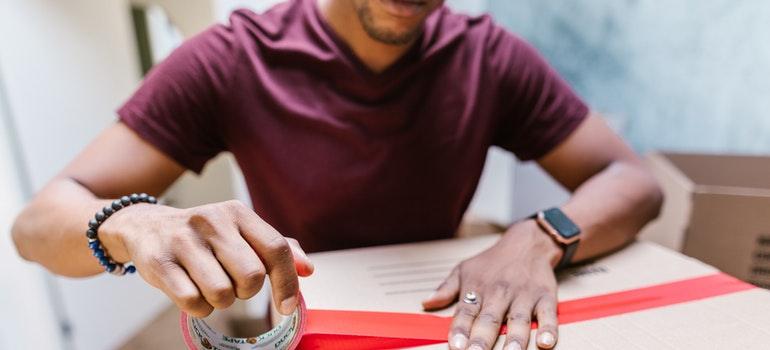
180,295,306,350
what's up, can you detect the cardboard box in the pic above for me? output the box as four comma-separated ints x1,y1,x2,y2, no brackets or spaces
297,234,770,349
135,233,770,349
640,152,770,289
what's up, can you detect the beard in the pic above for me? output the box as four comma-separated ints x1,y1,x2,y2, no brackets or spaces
355,1,423,46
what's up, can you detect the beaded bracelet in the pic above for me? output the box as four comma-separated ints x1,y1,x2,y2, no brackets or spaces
86,193,157,275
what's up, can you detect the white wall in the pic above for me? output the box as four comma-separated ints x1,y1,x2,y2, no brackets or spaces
134,0,215,37
0,1,138,190
0,1,169,349
0,68,64,350
512,161,570,221
466,148,515,224
215,0,281,19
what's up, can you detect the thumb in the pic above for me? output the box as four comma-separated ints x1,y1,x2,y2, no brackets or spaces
287,238,314,277
422,266,460,310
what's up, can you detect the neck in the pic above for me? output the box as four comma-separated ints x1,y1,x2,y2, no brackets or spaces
317,0,417,73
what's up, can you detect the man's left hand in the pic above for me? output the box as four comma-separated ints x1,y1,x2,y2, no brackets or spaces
422,220,564,350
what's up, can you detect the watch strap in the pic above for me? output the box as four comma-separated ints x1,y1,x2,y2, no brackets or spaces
558,241,579,270
529,208,581,270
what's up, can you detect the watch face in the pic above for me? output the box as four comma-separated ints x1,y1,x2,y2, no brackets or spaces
543,208,581,239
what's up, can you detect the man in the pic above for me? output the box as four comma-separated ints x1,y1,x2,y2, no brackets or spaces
11,0,662,349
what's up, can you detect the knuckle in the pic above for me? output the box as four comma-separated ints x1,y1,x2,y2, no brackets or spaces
509,284,526,297
538,304,556,317
490,280,512,298
539,293,557,303
508,312,531,325
187,214,222,239
237,268,266,295
189,305,214,318
477,312,502,326
265,236,291,257
242,266,267,283
530,285,548,297
207,283,235,307
177,292,205,311
534,284,556,297
145,253,175,274
187,209,209,222
492,280,511,291
168,230,195,248
537,298,557,312
456,306,479,318
187,207,214,224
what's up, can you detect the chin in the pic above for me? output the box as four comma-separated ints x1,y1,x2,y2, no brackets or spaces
358,0,440,45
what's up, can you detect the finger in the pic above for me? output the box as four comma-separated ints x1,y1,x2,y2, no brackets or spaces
468,283,510,350
155,262,214,318
448,286,482,350
287,237,314,277
207,236,267,300
534,295,559,349
177,245,236,310
504,295,536,350
422,266,460,310
236,207,299,315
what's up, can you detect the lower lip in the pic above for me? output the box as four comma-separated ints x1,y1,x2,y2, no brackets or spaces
379,0,427,18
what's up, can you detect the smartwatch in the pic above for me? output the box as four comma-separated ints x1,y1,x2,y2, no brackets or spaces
530,207,581,270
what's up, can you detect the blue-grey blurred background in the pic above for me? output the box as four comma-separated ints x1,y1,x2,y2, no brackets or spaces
0,1,768,349
491,0,770,153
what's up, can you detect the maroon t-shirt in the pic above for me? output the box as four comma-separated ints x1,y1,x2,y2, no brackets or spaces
118,0,588,252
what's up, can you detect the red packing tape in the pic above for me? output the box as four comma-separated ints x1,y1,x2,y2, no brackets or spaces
181,273,755,350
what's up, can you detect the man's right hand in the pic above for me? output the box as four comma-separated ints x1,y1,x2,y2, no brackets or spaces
98,199,313,318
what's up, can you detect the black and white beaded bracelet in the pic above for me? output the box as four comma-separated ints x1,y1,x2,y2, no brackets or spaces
86,193,157,275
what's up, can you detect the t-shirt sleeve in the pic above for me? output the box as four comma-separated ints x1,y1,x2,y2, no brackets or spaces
490,29,589,161
117,25,237,173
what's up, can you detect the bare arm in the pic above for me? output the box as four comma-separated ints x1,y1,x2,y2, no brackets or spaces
538,113,663,262
12,123,312,317
12,123,184,276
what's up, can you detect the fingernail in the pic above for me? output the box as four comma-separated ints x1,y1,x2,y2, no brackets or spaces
280,296,297,315
295,249,314,272
450,333,468,349
505,342,522,350
425,291,438,301
304,258,315,272
538,332,556,348
468,344,483,350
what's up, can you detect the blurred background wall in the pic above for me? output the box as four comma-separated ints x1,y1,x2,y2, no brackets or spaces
0,57,63,350
0,0,767,349
492,0,770,154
